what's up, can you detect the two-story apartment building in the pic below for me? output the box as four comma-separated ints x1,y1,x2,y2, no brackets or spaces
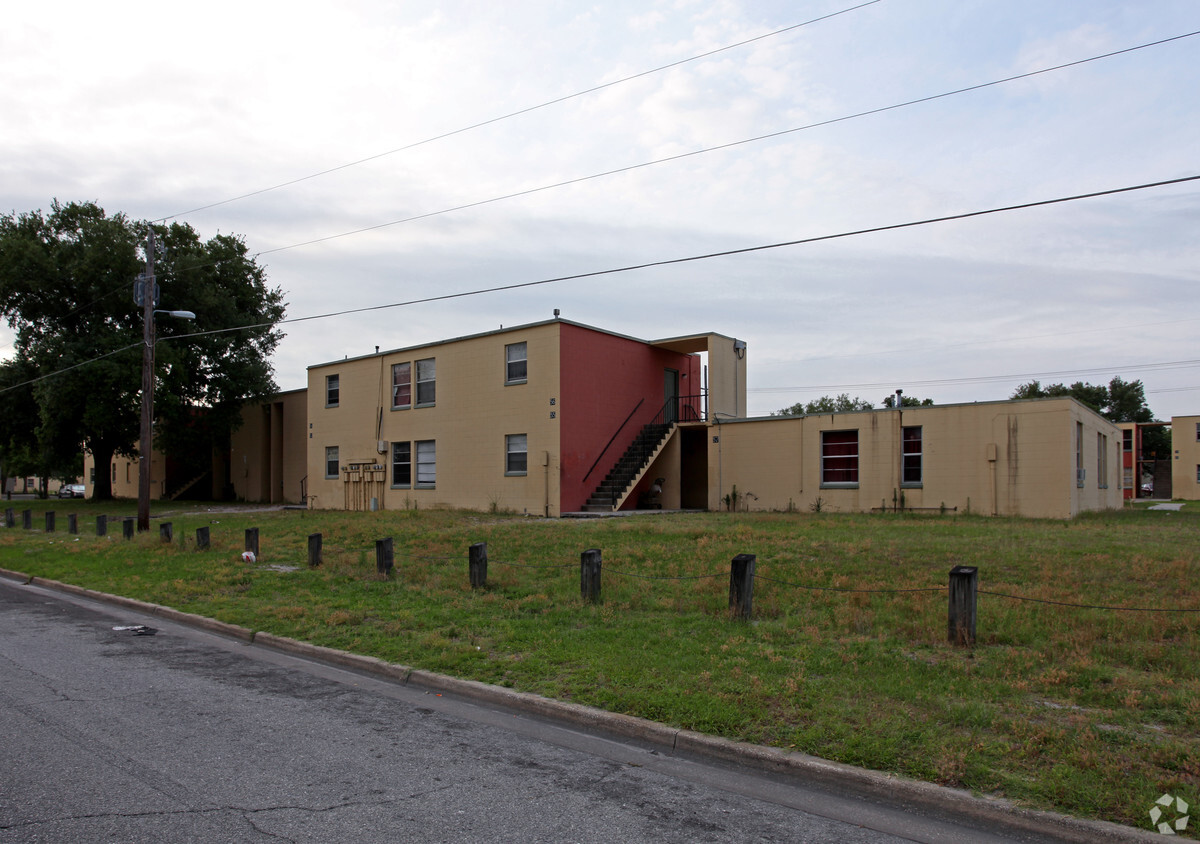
306,317,1124,519
305,318,745,516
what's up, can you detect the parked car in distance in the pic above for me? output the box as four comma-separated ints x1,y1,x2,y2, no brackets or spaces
57,484,85,498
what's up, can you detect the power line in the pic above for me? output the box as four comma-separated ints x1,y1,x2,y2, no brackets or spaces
172,173,1200,340
751,359,1200,394
252,29,1200,258
158,1,883,222
768,316,1200,367
6,172,1197,395
59,26,1200,317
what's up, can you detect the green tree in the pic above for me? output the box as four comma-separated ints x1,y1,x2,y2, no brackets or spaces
0,201,285,500
1010,377,1155,423
881,394,934,408
0,358,42,497
773,394,874,416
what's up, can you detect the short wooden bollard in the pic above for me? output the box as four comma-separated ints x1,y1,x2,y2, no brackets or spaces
729,553,756,619
160,522,173,543
68,514,78,534
4,508,13,528
23,510,32,530
96,515,107,537
948,565,978,646
196,526,210,550
45,511,55,532
581,548,602,603
308,533,322,567
376,537,394,575
122,518,134,540
469,542,487,588
245,528,259,558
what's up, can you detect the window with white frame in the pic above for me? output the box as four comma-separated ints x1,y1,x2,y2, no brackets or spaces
902,426,922,486
391,441,411,487
415,440,436,486
506,433,528,475
326,374,340,407
325,446,339,479
392,362,411,409
505,342,527,384
821,430,858,486
415,358,436,406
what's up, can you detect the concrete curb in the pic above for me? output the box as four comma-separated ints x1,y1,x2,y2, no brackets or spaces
0,567,1160,843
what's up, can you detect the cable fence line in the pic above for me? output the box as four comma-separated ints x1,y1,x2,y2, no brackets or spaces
30,516,1196,638
753,573,944,594
978,589,1200,614
490,559,577,571
606,568,725,582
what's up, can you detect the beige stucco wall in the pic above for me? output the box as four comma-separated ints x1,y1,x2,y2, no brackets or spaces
706,398,1122,519
229,389,308,503
706,335,748,421
1172,416,1200,501
307,322,563,515
83,451,164,500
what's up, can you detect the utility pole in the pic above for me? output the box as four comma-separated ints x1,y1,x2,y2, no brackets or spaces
137,229,156,533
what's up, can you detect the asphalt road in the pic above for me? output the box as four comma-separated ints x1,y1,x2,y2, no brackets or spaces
0,577,1134,843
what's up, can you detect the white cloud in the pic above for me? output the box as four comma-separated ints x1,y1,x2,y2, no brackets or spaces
3,0,1199,418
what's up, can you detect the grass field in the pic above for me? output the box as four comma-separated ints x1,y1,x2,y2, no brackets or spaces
2,499,1197,833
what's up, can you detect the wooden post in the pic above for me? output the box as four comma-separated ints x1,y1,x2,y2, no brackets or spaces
469,542,488,588
45,511,55,533
96,515,107,537
122,518,134,540
4,508,13,528
580,548,601,603
245,528,259,558
308,533,322,567
196,525,210,550
729,553,756,619
22,510,32,530
376,537,394,575
68,514,78,534
948,565,978,646
160,522,173,543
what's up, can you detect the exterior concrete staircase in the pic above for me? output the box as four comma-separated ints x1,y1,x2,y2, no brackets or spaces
167,470,210,501
582,421,674,512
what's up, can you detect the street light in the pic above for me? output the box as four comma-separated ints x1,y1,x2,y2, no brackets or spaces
136,230,194,532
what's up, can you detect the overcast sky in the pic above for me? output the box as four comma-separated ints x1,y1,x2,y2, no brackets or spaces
3,0,1198,418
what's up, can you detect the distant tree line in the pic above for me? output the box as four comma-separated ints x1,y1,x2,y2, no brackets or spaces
771,393,933,416
770,377,1167,456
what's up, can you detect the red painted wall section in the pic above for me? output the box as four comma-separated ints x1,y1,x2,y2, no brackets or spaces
558,323,701,512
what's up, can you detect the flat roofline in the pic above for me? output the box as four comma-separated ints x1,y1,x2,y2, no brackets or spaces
308,318,729,370
725,395,1119,425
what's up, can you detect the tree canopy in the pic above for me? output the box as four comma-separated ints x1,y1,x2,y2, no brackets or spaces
0,200,286,499
1009,377,1155,423
772,394,875,416
773,393,935,416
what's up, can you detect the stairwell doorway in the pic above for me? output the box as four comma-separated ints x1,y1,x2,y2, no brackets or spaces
664,368,679,424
